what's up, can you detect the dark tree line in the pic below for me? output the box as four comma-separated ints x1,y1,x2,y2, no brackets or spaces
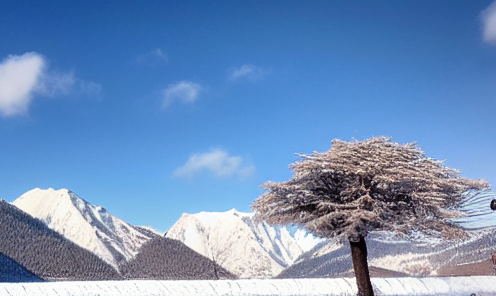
1,199,237,282
0,199,121,281
0,252,43,282
121,237,236,280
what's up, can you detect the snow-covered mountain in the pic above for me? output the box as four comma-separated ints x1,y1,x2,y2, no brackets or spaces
278,228,496,278
12,188,157,270
1,198,121,281
279,190,496,278
165,209,323,279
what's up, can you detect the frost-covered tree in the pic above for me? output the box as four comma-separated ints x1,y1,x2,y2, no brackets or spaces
251,137,490,296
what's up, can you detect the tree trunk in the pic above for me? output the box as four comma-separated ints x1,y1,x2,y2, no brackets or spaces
349,235,374,296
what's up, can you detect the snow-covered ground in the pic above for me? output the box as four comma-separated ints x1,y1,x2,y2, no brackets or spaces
1,277,496,296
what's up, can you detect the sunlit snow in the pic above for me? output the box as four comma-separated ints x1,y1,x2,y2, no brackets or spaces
1,277,496,296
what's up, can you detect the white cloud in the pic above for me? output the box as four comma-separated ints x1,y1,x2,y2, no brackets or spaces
163,80,202,107
482,1,496,45
174,148,255,179
228,64,268,82
136,48,168,65
0,52,101,117
0,52,45,116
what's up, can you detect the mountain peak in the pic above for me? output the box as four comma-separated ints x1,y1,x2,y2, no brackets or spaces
166,209,304,278
1,198,122,281
19,187,66,196
15,188,77,206
227,208,238,214
29,187,70,193
13,188,157,270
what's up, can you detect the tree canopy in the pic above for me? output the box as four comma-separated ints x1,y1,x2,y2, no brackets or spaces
252,137,490,241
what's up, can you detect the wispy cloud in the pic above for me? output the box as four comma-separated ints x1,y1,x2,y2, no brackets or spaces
227,64,268,82
0,52,101,117
37,69,101,97
482,1,496,45
36,70,75,97
135,48,168,66
162,80,202,108
0,52,45,116
173,148,255,179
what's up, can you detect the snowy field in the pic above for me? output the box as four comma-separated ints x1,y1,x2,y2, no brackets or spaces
1,277,496,296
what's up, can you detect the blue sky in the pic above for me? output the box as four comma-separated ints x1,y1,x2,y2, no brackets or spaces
1,0,495,232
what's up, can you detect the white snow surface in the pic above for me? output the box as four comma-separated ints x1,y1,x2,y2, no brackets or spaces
166,209,321,279
12,188,156,270
1,277,496,296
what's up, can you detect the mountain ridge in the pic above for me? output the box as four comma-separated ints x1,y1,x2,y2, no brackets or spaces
165,208,323,278
0,199,121,281
4,187,496,281
277,228,496,278
12,188,158,270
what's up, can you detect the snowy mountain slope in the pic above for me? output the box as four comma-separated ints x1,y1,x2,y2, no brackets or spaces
165,209,321,278
0,199,121,281
278,228,496,278
137,225,165,237
12,188,157,270
280,190,496,278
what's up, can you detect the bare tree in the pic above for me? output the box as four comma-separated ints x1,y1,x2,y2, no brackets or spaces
251,137,490,296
